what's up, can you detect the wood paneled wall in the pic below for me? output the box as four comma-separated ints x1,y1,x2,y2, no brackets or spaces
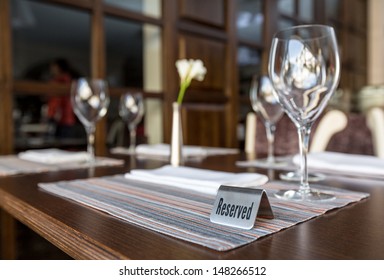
91,0,107,155
179,0,225,27
0,0,13,154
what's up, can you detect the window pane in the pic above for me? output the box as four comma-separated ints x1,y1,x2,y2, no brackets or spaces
12,0,91,80
237,0,263,44
277,18,295,31
105,16,162,144
105,16,144,88
12,0,91,149
278,0,295,16
105,17,162,89
104,0,161,18
299,0,314,22
238,46,262,97
325,0,341,19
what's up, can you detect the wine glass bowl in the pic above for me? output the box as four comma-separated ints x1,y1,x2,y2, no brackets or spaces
250,75,284,126
119,93,144,153
250,75,284,166
269,25,340,201
71,78,110,163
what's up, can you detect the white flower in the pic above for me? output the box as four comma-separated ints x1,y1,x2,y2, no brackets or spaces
176,59,206,84
176,59,190,82
175,59,207,104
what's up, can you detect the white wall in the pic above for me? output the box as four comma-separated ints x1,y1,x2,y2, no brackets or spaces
368,0,384,85
143,0,163,144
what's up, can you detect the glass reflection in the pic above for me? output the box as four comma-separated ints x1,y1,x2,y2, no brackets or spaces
105,16,143,88
278,0,295,16
11,0,90,149
325,0,341,19
281,39,327,118
299,0,314,22
12,0,90,80
277,19,295,31
237,0,263,44
238,46,262,96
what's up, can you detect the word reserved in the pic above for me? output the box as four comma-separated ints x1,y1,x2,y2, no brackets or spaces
210,185,273,229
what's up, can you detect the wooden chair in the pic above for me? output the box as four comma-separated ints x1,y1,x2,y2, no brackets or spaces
245,109,361,156
244,112,257,154
366,107,384,158
245,112,298,156
325,112,374,155
310,110,348,152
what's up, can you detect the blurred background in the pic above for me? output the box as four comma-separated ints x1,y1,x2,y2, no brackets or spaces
1,0,383,155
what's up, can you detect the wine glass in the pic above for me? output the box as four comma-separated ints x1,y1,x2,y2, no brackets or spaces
71,78,110,163
249,75,285,167
268,24,340,201
119,93,144,154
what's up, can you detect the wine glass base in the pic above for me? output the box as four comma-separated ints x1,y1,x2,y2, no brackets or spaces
279,171,325,182
123,149,136,155
250,157,289,168
274,189,335,201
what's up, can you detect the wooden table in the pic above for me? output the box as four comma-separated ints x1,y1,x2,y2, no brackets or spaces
0,154,383,259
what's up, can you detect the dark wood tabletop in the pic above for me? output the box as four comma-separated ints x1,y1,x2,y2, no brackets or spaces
0,153,383,259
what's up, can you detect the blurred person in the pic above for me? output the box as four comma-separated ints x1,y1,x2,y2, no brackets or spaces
47,58,79,138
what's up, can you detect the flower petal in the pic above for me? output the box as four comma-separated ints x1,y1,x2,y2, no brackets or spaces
176,59,190,82
189,59,207,81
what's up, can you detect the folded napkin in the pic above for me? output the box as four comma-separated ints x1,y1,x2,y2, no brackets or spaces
236,156,293,169
136,144,208,158
125,165,268,196
111,144,238,159
18,148,91,165
293,152,384,178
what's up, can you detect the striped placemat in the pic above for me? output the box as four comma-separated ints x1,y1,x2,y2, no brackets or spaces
0,156,124,177
38,176,369,251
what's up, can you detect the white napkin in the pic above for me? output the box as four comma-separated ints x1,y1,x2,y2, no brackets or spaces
125,165,268,195
293,152,384,177
135,144,208,158
18,148,90,165
122,143,238,159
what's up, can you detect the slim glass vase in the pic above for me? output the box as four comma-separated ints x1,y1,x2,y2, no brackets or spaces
170,102,183,166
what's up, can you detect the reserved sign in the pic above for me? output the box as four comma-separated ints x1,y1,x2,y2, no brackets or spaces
210,185,274,230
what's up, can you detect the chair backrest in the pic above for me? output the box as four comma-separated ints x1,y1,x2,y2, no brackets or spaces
244,112,257,154
245,113,298,156
310,110,348,153
326,112,374,155
245,109,374,157
366,107,384,158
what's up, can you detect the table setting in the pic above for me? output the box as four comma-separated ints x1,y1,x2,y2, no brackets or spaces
0,78,124,177
0,148,123,177
38,164,368,251
1,24,381,259
34,25,372,251
111,143,239,161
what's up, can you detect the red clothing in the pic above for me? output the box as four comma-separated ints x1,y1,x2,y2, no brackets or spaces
47,74,75,126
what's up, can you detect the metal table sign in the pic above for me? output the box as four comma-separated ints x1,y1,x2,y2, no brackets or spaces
210,185,274,230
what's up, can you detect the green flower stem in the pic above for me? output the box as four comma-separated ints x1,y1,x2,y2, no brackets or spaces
177,80,190,104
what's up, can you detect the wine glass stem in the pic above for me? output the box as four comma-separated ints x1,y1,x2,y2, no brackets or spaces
298,125,312,194
85,125,96,163
128,124,136,153
266,123,276,162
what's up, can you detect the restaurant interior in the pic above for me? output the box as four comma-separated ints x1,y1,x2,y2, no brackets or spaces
0,0,383,260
